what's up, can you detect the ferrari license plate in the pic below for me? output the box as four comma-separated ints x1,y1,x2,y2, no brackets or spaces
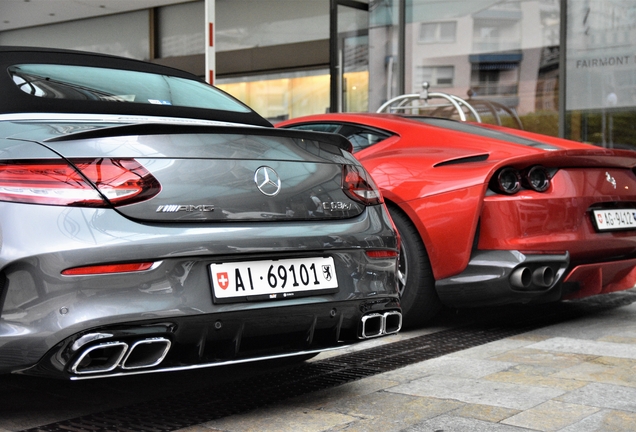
592,209,636,231
210,257,338,302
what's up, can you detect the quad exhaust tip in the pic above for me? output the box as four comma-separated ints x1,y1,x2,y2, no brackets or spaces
71,337,171,375
121,338,171,370
70,312,403,374
510,265,557,291
360,311,402,339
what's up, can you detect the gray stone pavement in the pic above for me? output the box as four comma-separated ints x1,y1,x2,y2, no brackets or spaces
176,292,636,432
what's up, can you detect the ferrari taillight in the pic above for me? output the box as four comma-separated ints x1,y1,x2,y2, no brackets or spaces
523,165,551,192
342,164,383,205
0,159,160,207
491,167,521,195
490,165,552,195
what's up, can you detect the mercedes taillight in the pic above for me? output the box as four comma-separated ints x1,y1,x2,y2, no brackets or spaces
0,158,160,207
342,164,383,206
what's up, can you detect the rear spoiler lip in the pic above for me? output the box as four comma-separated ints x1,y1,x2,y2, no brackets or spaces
44,122,354,153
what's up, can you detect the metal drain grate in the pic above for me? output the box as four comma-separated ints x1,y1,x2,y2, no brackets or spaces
22,294,634,432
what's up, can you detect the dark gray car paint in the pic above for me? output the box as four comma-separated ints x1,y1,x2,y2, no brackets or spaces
0,118,399,375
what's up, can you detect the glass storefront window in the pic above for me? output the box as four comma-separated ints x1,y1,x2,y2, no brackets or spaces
216,0,329,51
565,0,636,148
0,11,150,60
158,1,205,58
343,70,369,113
217,70,331,123
218,69,369,122
402,0,562,137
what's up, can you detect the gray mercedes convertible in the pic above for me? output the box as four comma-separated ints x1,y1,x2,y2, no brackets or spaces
0,46,401,379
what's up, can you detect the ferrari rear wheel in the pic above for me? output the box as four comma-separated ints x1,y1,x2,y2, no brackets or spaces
389,206,442,328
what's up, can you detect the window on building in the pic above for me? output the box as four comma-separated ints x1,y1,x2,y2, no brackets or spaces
415,66,454,89
418,22,456,44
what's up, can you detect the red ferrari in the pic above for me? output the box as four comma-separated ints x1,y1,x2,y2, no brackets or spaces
278,114,636,328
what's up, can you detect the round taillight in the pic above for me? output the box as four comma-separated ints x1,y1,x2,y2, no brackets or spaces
524,165,550,192
492,167,521,195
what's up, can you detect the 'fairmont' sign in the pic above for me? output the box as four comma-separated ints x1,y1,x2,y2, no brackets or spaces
575,56,631,69
566,1,636,111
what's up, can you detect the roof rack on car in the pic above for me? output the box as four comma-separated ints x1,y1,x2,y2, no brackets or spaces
376,82,523,130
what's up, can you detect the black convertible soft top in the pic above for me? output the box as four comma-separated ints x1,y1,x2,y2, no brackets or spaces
0,46,271,127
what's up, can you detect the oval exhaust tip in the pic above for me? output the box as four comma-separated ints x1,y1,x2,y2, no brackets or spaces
510,267,532,289
532,266,555,288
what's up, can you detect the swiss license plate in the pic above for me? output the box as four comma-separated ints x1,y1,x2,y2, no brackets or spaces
210,257,338,303
592,209,636,231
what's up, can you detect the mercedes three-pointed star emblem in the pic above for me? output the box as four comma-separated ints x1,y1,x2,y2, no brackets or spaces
254,166,282,196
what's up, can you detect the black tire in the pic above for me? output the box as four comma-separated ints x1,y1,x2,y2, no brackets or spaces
388,206,442,328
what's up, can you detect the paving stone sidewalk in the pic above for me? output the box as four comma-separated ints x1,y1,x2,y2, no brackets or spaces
180,295,636,432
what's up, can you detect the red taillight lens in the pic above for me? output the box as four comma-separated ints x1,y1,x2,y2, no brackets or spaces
0,159,160,207
490,167,521,195
62,262,157,276
342,165,383,206
73,159,161,206
523,165,551,192
0,160,105,206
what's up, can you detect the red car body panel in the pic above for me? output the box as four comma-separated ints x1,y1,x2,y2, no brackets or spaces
404,185,484,280
277,113,636,311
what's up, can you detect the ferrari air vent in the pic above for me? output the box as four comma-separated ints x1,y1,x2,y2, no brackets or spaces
434,154,489,167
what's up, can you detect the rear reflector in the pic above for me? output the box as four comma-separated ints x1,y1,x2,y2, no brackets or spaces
366,250,398,259
62,262,157,276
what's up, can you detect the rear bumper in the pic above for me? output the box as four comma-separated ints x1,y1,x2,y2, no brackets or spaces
16,298,401,379
435,250,636,308
0,204,399,377
435,250,569,308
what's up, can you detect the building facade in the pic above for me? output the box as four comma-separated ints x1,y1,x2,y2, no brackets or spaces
1,0,634,147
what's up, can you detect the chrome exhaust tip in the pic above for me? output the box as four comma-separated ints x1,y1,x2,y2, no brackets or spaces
383,311,402,335
122,337,171,370
361,313,384,338
360,311,402,339
71,341,128,375
70,337,172,375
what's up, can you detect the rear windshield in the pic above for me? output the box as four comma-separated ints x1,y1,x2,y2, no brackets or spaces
8,64,250,113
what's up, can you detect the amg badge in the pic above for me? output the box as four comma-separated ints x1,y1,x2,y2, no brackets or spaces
156,205,215,212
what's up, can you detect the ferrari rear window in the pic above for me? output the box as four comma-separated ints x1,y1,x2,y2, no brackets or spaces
285,123,392,152
8,64,250,113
